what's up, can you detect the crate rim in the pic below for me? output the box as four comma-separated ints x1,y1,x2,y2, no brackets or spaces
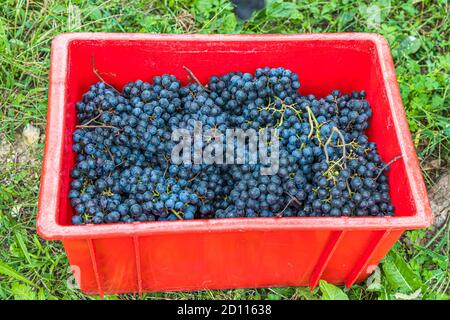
37,32,432,240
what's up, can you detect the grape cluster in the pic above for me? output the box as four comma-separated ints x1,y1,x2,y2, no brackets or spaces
69,67,394,225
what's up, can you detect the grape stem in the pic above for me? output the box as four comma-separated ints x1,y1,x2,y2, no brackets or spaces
105,147,114,162
183,66,210,92
75,124,120,130
80,112,104,126
171,210,183,220
188,171,202,182
91,56,120,94
324,127,347,168
163,156,170,178
276,198,295,217
305,106,318,139
375,154,403,180
284,191,302,206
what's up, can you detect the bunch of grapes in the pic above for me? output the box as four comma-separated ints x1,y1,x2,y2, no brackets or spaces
69,67,394,225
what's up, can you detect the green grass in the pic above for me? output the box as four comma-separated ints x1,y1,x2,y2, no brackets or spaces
0,0,448,300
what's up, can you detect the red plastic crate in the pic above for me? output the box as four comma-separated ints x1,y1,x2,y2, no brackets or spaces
37,33,432,296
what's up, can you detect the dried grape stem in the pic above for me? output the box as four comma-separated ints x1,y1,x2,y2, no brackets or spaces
91,56,120,94
188,171,202,182
105,147,114,161
80,112,103,126
163,156,170,178
375,154,403,180
285,191,302,206
76,125,119,130
183,66,210,92
276,198,295,217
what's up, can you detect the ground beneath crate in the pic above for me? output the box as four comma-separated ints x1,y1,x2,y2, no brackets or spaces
429,172,449,230
0,124,42,166
0,124,43,219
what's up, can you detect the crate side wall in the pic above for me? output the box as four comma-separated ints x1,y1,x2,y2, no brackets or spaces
63,239,100,294
364,47,416,217
63,228,403,294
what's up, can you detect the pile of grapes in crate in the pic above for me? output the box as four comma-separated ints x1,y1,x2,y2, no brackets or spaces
69,67,395,225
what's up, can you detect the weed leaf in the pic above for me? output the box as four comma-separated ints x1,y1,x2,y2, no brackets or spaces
221,13,237,33
266,0,301,20
366,266,383,292
0,259,34,286
10,282,35,300
399,36,421,55
319,280,349,300
382,252,422,293
394,288,422,300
